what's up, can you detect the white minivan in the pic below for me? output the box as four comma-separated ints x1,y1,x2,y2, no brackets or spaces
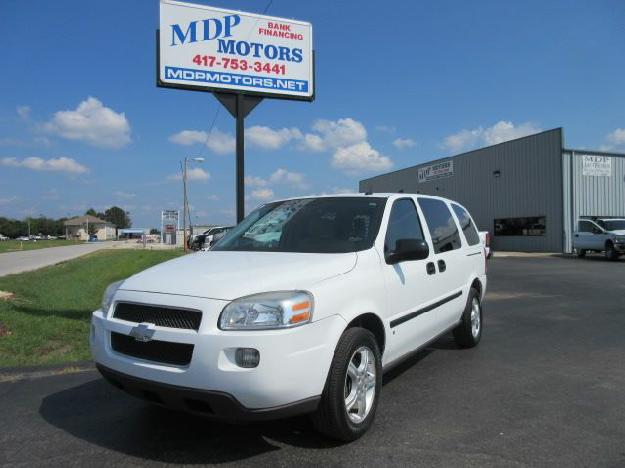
91,194,487,440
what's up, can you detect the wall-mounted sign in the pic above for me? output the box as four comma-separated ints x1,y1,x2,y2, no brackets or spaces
418,160,454,183
582,155,612,177
158,0,314,100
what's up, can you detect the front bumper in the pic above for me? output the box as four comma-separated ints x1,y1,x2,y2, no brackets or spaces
96,364,320,421
91,289,347,410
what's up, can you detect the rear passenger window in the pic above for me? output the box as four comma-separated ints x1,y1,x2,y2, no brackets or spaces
451,204,480,246
385,199,424,252
578,221,593,233
417,198,462,253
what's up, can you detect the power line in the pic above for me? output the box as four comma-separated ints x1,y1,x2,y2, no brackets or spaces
199,0,274,157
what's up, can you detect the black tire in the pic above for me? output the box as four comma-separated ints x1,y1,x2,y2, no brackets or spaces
312,327,382,441
453,288,483,348
605,242,619,261
576,248,587,258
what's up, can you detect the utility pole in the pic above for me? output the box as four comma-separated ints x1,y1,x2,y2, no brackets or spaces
181,157,205,253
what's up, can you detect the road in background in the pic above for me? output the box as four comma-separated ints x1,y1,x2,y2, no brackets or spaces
0,242,113,277
0,256,624,466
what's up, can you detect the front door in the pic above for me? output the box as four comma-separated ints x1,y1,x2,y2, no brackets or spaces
381,197,443,364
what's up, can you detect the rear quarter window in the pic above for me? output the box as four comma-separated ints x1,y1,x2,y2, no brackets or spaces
451,204,480,246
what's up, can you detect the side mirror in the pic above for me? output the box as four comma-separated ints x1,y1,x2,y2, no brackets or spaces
386,238,430,265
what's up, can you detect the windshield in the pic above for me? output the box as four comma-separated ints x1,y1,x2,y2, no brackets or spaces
213,197,386,253
604,220,625,231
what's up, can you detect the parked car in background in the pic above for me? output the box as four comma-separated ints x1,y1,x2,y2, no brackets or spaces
189,226,233,251
91,194,486,441
0,233,8,241
573,218,625,260
88,234,98,242
479,231,493,259
206,226,232,249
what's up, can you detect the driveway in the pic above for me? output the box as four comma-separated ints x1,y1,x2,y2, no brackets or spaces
0,256,624,466
0,242,113,277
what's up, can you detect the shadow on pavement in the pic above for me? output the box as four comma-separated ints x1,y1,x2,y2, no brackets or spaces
39,376,341,463
38,334,448,463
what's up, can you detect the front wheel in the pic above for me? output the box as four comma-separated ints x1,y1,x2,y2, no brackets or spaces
312,327,382,441
453,288,483,348
606,242,619,261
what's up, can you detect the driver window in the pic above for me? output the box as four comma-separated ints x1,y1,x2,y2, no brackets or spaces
384,199,424,253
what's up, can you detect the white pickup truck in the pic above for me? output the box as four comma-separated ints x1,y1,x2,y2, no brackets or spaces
573,218,625,260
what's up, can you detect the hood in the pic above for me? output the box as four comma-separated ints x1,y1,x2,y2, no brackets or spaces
120,250,358,300
608,230,625,236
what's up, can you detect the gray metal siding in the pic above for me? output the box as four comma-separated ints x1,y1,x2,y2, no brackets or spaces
361,129,564,252
563,150,625,252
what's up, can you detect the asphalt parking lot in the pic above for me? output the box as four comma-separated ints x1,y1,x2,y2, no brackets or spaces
1,255,624,467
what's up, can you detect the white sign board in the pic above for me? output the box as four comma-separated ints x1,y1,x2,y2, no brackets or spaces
582,155,612,177
158,0,314,100
418,160,454,183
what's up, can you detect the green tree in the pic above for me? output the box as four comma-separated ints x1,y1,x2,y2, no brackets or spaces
85,208,98,217
104,206,131,229
149,228,160,235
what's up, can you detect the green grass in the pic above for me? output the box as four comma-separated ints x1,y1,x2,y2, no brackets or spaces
0,249,184,368
0,239,79,253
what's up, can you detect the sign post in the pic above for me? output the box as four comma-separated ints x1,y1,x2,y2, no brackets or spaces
157,0,314,222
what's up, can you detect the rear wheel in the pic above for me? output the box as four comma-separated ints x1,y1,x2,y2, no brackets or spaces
312,327,382,441
576,248,586,258
605,242,619,261
453,288,482,348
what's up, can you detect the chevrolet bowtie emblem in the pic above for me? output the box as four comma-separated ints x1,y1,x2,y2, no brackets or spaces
129,323,156,342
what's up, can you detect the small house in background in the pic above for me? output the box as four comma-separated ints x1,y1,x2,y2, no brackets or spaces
64,215,116,241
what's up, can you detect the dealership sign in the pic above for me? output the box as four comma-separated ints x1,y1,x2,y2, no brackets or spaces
158,0,314,100
582,155,612,177
418,160,454,183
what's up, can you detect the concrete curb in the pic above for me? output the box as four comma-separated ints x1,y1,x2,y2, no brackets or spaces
0,360,96,383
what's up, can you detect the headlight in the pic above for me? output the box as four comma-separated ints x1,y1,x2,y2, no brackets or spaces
616,237,625,243
101,280,124,314
219,291,314,330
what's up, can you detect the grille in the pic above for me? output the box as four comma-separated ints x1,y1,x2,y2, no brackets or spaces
113,302,202,331
110,332,194,366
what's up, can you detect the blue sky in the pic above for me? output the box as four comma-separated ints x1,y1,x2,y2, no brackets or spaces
1,0,624,228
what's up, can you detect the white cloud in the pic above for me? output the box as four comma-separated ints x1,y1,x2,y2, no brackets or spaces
43,97,131,148
245,175,268,187
251,188,274,200
168,167,210,182
605,128,625,147
169,128,235,155
247,126,302,150
114,191,136,199
442,121,542,152
392,137,416,150
331,142,393,175
297,117,392,175
303,118,367,151
300,133,325,152
168,130,207,146
16,105,31,120
269,168,307,188
1,156,89,174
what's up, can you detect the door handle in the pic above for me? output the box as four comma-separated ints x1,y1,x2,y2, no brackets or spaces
437,260,446,272
426,262,436,275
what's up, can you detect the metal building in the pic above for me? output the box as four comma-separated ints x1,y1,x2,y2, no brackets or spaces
360,128,625,253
